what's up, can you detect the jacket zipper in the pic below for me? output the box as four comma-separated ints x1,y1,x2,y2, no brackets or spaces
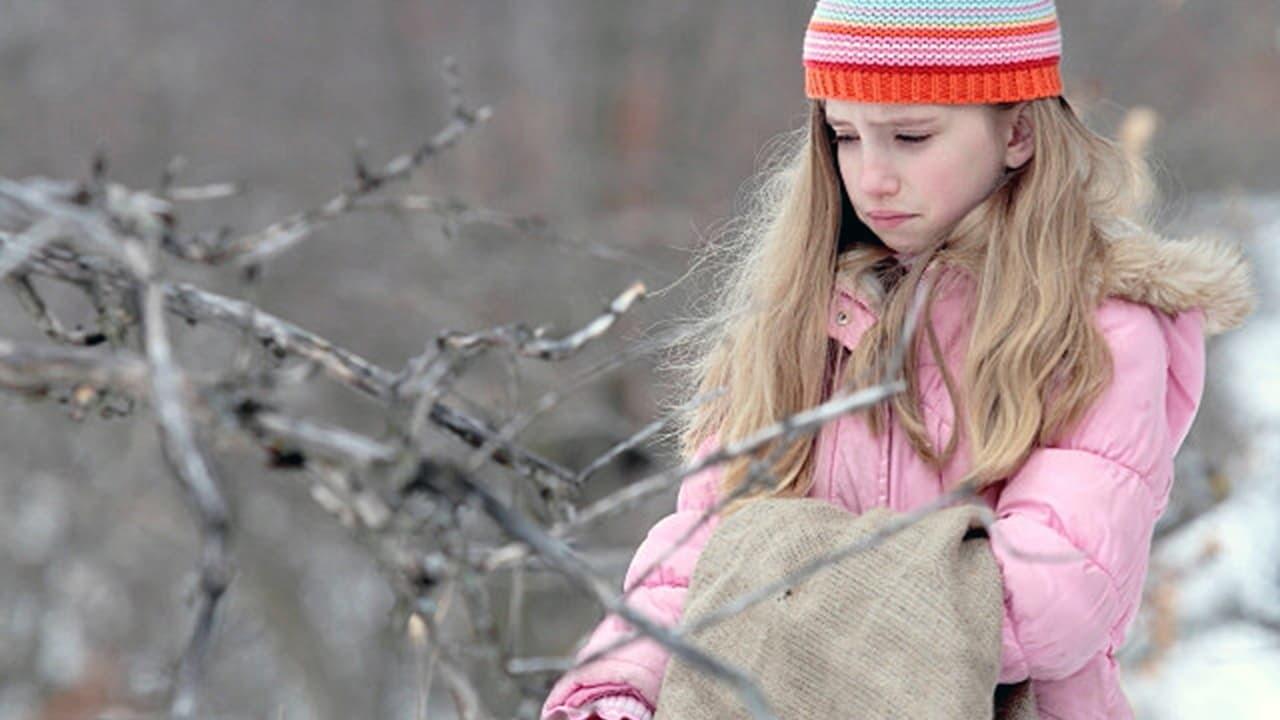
828,347,846,504
884,401,893,508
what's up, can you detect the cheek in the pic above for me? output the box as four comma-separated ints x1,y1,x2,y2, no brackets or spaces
836,154,855,196
923,163,967,203
920,151,996,210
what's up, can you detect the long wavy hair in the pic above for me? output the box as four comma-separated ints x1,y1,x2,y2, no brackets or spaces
657,95,1157,507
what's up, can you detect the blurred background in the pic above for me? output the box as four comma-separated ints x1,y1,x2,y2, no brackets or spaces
0,1,1277,718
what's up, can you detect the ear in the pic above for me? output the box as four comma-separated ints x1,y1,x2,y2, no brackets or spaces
1003,102,1035,171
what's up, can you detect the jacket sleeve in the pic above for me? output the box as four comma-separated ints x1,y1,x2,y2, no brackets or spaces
991,301,1206,683
541,436,725,718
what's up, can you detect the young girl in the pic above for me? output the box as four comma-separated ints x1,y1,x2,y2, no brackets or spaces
543,1,1255,718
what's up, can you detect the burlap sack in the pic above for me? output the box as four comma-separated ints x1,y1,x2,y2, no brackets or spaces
654,499,1036,719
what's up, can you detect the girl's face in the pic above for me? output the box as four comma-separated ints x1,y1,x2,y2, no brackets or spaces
824,99,1034,256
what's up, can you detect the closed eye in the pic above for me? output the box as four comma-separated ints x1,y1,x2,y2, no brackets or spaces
834,134,932,145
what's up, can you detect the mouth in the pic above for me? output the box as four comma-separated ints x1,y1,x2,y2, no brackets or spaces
864,212,917,228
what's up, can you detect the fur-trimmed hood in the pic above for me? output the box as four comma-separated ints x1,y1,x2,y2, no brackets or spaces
838,231,1258,337
1102,231,1257,336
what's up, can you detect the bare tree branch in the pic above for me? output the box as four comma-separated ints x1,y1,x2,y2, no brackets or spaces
206,60,492,266
0,231,580,494
440,281,646,361
0,338,148,393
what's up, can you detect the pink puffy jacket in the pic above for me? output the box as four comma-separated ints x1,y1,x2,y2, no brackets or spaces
543,236,1253,720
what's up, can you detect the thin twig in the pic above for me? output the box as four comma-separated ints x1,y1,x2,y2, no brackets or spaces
210,74,492,265
6,273,105,345
439,281,646,361
125,231,231,720
556,379,904,538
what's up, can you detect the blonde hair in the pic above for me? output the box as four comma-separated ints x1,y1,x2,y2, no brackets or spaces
657,96,1157,507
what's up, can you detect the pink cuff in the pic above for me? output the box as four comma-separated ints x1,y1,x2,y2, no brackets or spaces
544,686,654,720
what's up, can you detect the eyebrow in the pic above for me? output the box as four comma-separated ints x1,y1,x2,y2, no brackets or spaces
827,116,937,128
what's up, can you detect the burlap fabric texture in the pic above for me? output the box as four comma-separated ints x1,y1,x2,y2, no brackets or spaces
654,499,1037,719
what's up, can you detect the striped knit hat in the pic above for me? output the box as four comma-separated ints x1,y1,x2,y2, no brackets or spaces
803,0,1063,104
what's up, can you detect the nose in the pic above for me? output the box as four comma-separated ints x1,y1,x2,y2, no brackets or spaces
857,148,900,197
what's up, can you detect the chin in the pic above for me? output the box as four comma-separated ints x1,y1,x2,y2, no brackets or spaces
882,240,922,254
